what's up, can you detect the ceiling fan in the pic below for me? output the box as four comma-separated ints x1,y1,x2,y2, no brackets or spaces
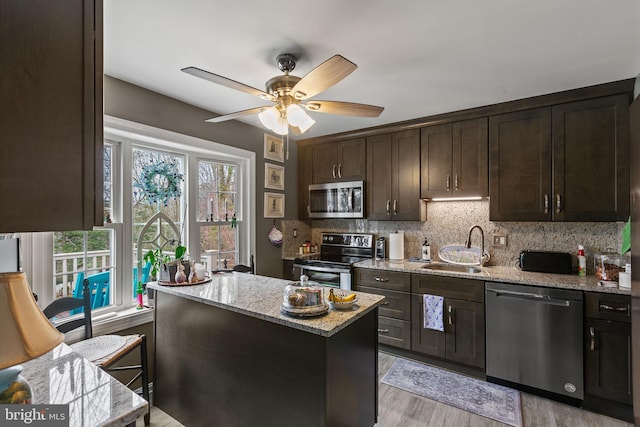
181,53,384,135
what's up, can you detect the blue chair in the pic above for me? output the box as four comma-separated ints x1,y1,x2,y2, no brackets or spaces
70,272,85,315
86,271,111,309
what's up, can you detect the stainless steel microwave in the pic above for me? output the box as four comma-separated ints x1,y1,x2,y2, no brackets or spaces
308,181,364,218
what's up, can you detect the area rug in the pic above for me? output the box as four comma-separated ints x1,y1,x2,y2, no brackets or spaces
381,358,522,427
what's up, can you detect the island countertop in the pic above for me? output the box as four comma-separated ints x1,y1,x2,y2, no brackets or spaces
354,259,630,295
148,273,385,337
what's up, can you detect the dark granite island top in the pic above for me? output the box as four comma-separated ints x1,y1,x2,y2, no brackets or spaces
148,273,385,427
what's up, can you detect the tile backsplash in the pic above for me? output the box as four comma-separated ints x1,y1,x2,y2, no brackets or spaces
282,200,626,272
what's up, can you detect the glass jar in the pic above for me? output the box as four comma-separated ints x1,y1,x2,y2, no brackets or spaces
283,275,324,308
594,252,627,281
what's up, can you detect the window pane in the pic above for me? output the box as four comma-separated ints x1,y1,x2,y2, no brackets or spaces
200,225,237,270
132,148,185,267
53,230,114,315
198,160,237,222
103,144,113,222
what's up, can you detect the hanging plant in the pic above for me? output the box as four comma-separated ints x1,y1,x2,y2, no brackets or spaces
136,163,184,206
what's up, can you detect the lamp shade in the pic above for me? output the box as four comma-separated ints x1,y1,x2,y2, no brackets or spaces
0,272,64,370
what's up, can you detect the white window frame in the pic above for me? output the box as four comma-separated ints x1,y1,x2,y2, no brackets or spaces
24,116,256,323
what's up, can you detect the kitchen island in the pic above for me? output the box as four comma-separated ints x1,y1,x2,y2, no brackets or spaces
148,273,385,427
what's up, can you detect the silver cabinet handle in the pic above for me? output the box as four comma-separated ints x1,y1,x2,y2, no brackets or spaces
386,200,391,216
378,328,390,333
589,326,595,351
599,303,629,314
556,194,562,213
446,174,451,191
393,200,398,216
332,164,337,179
337,163,342,179
374,277,389,282
454,174,459,190
544,194,549,214
381,301,390,305
448,305,453,325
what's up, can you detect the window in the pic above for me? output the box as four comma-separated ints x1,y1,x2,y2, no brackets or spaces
198,160,239,270
22,117,255,314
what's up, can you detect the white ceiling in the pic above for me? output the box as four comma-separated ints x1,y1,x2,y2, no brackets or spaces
104,0,640,140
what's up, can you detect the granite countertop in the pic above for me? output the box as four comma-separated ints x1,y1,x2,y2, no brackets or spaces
355,259,631,295
148,273,385,337
21,343,148,427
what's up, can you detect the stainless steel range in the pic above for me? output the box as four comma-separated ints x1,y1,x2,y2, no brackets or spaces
293,233,374,289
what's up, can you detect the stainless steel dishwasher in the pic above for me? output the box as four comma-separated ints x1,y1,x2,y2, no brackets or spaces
486,282,584,402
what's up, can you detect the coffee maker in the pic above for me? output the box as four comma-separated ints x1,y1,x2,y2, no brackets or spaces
375,237,386,259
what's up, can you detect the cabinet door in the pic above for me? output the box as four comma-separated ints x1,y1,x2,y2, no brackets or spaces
453,118,488,197
336,138,366,181
311,143,338,183
0,0,103,232
392,129,421,220
366,134,393,220
421,123,453,198
553,95,630,221
489,108,552,221
411,294,446,358
585,319,632,405
445,299,485,368
297,145,313,219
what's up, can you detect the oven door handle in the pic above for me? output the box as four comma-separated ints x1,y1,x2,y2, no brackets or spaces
293,264,350,274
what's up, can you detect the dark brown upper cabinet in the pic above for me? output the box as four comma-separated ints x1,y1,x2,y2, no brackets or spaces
311,138,366,183
489,94,629,221
0,0,103,232
367,130,423,221
552,95,629,221
421,118,488,199
297,145,313,220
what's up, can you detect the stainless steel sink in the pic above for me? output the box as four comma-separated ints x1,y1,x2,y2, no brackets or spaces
422,263,483,274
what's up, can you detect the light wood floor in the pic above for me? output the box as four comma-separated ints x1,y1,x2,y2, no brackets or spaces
138,351,633,427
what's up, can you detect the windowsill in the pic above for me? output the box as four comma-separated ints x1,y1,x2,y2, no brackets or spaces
63,306,154,344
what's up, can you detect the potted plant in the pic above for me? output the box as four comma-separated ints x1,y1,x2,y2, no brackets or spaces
158,244,191,283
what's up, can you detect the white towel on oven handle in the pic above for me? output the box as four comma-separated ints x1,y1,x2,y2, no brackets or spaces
423,294,444,331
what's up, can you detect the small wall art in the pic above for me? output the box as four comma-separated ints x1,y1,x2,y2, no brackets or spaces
264,192,285,218
264,163,285,191
264,134,284,163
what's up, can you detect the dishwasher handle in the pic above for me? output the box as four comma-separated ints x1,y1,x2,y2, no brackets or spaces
489,289,572,307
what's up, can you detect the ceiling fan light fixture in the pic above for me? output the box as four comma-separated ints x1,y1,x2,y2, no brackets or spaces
258,106,279,129
286,104,315,134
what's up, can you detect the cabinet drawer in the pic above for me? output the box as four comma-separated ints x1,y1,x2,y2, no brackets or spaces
378,316,411,350
411,274,484,302
585,292,631,323
354,268,411,292
354,285,410,321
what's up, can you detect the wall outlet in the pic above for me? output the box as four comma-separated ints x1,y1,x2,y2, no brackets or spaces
492,234,508,247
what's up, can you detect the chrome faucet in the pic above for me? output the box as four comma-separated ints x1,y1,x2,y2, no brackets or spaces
465,225,485,266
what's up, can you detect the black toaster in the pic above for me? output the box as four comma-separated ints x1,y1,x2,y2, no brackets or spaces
519,250,573,274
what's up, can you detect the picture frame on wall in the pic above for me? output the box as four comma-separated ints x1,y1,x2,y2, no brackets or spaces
264,134,284,163
264,163,285,191
264,192,285,218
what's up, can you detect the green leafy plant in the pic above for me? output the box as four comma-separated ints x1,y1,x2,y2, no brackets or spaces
144,244,187,280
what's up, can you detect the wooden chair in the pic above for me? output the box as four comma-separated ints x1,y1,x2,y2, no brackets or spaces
232,254,255,274
44,279,150,425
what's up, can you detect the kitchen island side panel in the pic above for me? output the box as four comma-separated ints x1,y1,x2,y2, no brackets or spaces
154,290,378,427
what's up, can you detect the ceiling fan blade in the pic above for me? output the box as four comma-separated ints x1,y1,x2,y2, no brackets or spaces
182,66,276,101
303,100,384,118
291,55,357,100
205,106,271,123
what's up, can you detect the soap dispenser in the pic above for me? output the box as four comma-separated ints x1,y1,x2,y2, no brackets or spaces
422,239,431,261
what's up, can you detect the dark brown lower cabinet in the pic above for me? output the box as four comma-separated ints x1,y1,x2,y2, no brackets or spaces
411,295,485,369
410,274,485,370
583,292,632,422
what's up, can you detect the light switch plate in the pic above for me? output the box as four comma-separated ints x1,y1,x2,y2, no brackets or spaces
492,234,508,247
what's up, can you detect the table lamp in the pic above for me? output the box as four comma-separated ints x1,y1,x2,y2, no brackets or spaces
0,272,64,404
